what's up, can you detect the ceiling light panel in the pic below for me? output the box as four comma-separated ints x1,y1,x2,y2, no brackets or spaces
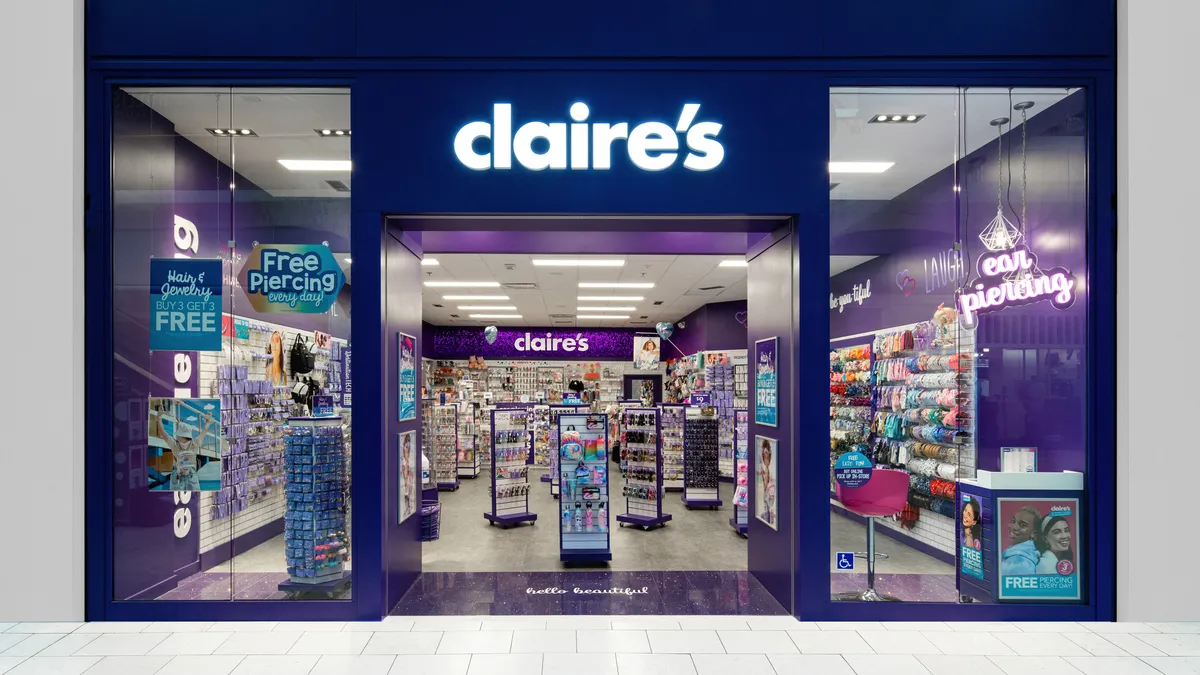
314,128,352,136
577,315,630,320
577,296,644,301
458,305,517,310
719,260,748,267
828,162,894,174
423,281,501,288
532,259,625,267
868,114,926,124
442,295,509,300
577,306,636,312
578,282,655,289
421,258,440,266
277,159,352,172
207,128,257,137
469,314,521,319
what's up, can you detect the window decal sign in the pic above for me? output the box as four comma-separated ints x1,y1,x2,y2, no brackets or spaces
958,227,1076,329
237,244,346,314
454,102,724,172
149,258,223,351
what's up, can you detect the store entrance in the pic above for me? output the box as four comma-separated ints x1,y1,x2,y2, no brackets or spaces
382,216,796,616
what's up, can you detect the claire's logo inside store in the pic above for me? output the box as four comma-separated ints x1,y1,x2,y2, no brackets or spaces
515,332,590,353
454,102,724,172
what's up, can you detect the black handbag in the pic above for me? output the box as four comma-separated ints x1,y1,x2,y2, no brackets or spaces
290,334,316,375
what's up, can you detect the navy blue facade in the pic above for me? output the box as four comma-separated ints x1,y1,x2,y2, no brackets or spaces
84,0,1118,622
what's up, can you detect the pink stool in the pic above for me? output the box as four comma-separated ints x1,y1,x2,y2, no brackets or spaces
834,468,910,602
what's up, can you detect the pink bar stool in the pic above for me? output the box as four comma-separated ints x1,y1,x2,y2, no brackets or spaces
833,468,910,602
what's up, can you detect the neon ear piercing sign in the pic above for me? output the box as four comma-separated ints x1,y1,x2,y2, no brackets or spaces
957,244,1076,329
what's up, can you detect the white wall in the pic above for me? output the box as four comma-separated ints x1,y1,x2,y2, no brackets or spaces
0,0,85,620
1117,0,1200,621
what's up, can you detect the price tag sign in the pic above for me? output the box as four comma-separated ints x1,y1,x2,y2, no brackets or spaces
834,451,874,489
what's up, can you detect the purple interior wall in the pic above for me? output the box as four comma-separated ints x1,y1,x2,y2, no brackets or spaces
662,299,748,360
828,91,1088,475
385,231,423,610
747,235,793,611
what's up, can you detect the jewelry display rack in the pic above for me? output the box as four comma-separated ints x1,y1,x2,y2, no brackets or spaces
431,404,459,491
484,408,537,527
682,407,722,509
734,363,749,410
730,409,749,535
613,399,641,473
279,417,350,592
829,344,874,491
659,403,687,491
616,407,671,530
532,404,553,477
456,400,480,478
558,413,611,562
420,397,433,478
705,361,737,480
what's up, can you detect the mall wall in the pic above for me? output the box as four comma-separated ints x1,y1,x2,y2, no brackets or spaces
1117,0,1199,621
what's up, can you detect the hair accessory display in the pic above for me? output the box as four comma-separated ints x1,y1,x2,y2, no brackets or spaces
559,413,611,560
484,408,537,527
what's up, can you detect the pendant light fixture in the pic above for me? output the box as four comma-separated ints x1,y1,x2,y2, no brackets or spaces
977,116,1024,254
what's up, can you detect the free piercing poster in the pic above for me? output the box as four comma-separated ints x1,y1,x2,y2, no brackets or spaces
398,332,417,421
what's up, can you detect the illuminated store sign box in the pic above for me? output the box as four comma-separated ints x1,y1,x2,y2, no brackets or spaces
454,102,724,172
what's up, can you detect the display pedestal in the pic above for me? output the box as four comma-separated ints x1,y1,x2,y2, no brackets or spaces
277,571,352,599
559,412,612,562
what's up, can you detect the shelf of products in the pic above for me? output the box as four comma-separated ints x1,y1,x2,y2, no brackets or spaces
734,364,749,410
537,366,563,403
660,404,686,491
456,400,480,478
558,413,611,561
431,360,458,397
730,409,749,535
282,417,348,586
829,343,874,492
548,404,588,498
532,405,553,470
616,408,671,530
212,364,287,521
705,360,737,479
431,404,459,491
485,408,537,527
682,408,722,509
420,398,434,491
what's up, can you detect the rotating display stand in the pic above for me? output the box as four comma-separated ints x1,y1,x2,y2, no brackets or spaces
484,408,537,527
456,400,481,478
432,404,459,491
682,407,723,509
616,407,671,530
730,409,749,535
279,417,350,595
558,413,611,562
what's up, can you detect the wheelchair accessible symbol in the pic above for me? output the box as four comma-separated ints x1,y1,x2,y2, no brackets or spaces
836,552,855,570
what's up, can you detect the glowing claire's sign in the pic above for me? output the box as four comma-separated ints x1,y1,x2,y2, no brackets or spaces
957,245,1076,329
515,331,590,353
454,102,724,172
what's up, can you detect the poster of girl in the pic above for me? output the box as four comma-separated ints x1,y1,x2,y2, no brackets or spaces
399,430,417,523
633,336,660,370
755,436,778,529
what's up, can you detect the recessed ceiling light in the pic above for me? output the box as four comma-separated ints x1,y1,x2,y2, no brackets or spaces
891,115,902,121
277,159,352,171
343,257,352,264
719,260,748,267
334,130,345,136
442,295,509,300
577,315,630,320
458,305,517,310
423,281,501,288
829,162,894,174
577,306,637,312
577,296,644,301
314,128,350,137
868,114,925,124
876,115,888,122
469,314,521,319
532,259,625,267
906,115,918,121
207,128,256,137
578,282,655,289
421,258,439,266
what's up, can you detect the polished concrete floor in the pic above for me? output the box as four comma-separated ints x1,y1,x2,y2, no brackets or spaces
424,467,748,572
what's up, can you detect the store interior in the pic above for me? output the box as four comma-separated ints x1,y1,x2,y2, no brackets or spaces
112,85,1089,614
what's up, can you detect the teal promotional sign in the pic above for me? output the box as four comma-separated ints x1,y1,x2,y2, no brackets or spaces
149,258,223,351
237,244,346,314
398,333,417,421
833,450,873,489
754,337,778,427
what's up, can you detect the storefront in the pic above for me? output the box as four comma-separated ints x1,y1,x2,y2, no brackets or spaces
84,1,1116,623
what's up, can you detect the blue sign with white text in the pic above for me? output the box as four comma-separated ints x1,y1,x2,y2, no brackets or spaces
833,451,873,489
149,258,223,352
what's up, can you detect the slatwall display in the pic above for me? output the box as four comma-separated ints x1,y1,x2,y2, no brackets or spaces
682,408,722,509
616,408,671,530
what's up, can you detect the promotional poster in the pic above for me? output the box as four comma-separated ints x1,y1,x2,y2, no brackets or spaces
237,243,346,314
755,435,778,530
960,494,985,580
997,497,1081,600
398,332,417,421
754,337,778,427
149,258,223,352
147,397,222,492
399,430,418,523
632,335,661,370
